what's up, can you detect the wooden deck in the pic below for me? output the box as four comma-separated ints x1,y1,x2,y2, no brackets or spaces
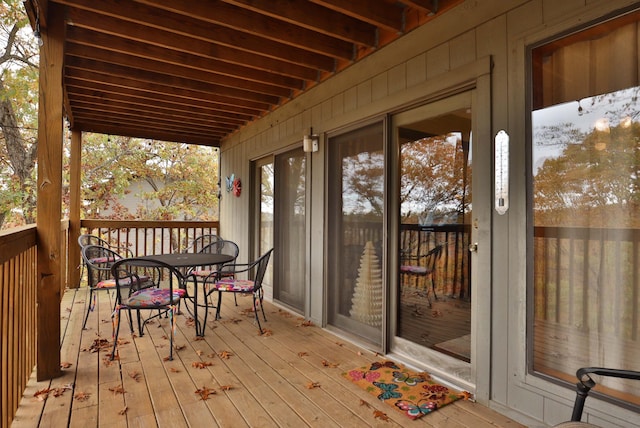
11,287,524,428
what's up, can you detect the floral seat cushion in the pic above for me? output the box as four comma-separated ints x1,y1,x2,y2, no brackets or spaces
213,278,254,292
192,269,234,278
96,275,151,289
89,256,119,264
400,265,428,275
123,288,186,308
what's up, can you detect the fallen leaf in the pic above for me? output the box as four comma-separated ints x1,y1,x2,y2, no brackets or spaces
60,361,73,369
74,391,91,402
169,367,180,373
34,388,50,401
192,361,214,369
335,342,344,346
359,399,371,408
297,320,314,327
219,385,233,391
196,350,204,356
260,328,273,336
194,336,205,341
109,385,126,395
128,371,142,382
175,344,186,351
195,386,216,400
118,406,128,415
373,410,389,421
218,350,233,359
297,352,309,357
305,382,320,389
321,360,339,368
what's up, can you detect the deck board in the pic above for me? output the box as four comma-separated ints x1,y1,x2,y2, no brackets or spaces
12,287,526,428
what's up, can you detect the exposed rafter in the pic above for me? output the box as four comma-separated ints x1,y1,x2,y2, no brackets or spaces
25,0,461,146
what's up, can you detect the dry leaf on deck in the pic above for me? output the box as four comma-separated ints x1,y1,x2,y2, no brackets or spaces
109,385,126,395
195,386,216,400
192,361,213,369
219,385,233,391
373,410,389,421
297,320,314,327
174,344,186,351
321,360,339,368
297,351,309,357
196,349,204,356
60,361,73,368
335,342,344,346
169,367,180,373
305,382,320,389
128,371,142,382
260,328,273,336
359,399,371,408
218,350,233,359
194,336,205,341
34,388,50,401
52,385,71,397
74,391,91,402
185,318,195,327
118,406,128,415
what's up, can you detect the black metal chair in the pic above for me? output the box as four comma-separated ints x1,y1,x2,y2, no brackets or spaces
554,367,640,427
77,234,132,288
205,248,273,334
109,257,186,361
190,239,240,304
400,243,445,307
80,244,135,329
181,233,220,253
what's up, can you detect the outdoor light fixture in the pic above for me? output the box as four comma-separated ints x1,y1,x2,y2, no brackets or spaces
303,128,319,153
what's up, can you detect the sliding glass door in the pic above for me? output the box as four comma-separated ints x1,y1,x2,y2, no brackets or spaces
326,121,385,348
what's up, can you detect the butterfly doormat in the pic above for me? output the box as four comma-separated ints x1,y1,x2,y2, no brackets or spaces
342,360,471,420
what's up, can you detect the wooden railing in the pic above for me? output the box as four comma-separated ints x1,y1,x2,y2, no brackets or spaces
1,219,219,427
0,225,38,428
533,226,640,341
80,219,220,257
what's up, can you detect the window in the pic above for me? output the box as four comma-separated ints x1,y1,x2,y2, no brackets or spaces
530,9,640,406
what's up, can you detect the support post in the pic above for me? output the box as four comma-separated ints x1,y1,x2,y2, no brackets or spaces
36,2,64,381
69,130,82,288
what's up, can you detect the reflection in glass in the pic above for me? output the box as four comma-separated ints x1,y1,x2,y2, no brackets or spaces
532,87,640,403
327,122,384,347
397,108,472,362
259,162,274,286
274,148,306,311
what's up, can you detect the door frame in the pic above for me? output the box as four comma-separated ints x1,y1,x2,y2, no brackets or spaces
386,74,492,403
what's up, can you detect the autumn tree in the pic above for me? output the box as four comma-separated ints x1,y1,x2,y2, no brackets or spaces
534,120,640,227
401,134,471,223
81,134,219,221
0,0,38,228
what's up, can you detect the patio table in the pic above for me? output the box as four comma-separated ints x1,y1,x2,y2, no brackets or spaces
134,253,234,336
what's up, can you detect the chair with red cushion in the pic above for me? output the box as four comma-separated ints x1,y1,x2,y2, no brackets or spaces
81,244,143,329
206,248,273,334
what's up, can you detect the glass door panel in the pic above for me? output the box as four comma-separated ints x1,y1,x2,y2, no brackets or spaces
273,148,306,312
393,93,473,364
327,121,385,348
257,159,274,286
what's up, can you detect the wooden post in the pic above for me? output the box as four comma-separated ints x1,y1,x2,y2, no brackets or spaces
36,3,64,381
68,130,82,288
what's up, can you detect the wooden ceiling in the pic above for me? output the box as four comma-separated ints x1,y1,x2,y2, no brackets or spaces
26,0,460,146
